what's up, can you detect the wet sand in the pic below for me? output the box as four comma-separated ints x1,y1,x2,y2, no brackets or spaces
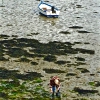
0,0,100,99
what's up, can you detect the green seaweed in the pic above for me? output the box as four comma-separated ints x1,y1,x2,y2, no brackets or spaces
6,47,30,58
77,68,90,73
59,31,71,34
69,26,83,29
73,87,98,94
75,57,85,61
33,78,43,83
0,77,51,99
95,81,100,87
77,30,90,33
44,55,57,62
0,68,43,80
18,57,30,62
89,82,95,86
0,35,10,39
31,61,38,65
0,37,95,63
75,48,95,54
55,60,67,65
43,68,65,73
66,72,77,76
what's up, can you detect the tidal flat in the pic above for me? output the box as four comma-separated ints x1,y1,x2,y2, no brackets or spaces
0,0,100,99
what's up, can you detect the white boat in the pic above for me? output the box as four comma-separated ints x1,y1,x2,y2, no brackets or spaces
38,0,60,18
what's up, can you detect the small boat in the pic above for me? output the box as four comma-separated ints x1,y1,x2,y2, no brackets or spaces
38,0,60,18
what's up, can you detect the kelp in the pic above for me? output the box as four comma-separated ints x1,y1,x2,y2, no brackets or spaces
0,78,51,99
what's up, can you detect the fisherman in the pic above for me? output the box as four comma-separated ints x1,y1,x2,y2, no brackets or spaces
49,76,60,97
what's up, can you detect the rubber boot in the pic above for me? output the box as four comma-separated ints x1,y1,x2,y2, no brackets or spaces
56,90,60,97
52,92,55,97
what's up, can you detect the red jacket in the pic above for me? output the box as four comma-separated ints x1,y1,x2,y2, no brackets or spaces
50,76,60,87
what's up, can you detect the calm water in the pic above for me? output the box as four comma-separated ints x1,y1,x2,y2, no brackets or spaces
0,0,100,72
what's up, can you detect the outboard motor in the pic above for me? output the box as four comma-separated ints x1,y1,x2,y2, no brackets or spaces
51,6,56,13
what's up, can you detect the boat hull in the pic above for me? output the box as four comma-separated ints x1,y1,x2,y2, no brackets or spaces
38,1,60,18
39,11,59,18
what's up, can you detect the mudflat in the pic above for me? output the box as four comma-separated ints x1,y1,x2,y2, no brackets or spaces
0,0,100,99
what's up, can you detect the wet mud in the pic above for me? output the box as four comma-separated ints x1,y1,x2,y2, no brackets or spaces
0,35,99,99
0,0,100,99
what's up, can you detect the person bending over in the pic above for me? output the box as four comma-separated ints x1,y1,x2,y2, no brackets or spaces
49,76,60,97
